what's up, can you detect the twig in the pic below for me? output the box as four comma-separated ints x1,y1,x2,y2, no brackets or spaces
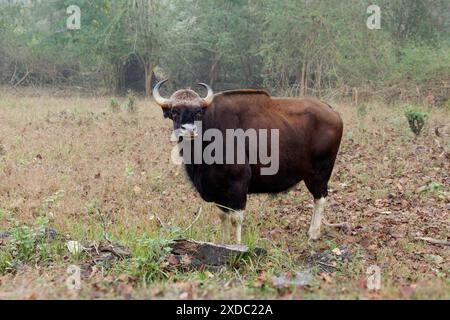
13,66,30,88
9,63,17,84
153,211,168,230
317,261,337,269
153,207,203,234
323,219,352,232
415,237,450,246
183,207,203,233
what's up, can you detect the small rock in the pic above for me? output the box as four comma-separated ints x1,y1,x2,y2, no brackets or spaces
332,247,342,256
66,241,84,255
169,238,266,269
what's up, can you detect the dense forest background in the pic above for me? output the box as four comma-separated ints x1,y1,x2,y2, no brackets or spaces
0,0,449,104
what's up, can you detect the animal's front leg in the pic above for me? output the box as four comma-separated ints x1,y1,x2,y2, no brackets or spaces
218,212,231,244
309,197,326,240
230,210,244,244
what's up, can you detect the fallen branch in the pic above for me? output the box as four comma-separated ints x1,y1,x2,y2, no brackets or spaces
317,261,337,269
415,237,450,246
169,238,266,269
324,219,352,233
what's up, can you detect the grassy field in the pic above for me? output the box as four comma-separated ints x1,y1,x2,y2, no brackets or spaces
0,87,448,299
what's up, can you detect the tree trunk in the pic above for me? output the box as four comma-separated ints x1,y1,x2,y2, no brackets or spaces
144,62,154,97
300,59,307,96
210,52,221,88
240,57,252,85
316,62,322,97
305,60,311,96
113,63,124,94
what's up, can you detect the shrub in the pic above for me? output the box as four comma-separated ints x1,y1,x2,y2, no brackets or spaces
391,44,450,83
0,216,57,274
109,98,120,113
404,106,427,136
131,237,173,283
123,90,137,113
357,104,367,118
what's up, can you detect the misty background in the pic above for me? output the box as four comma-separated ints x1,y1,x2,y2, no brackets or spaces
0,0,449,105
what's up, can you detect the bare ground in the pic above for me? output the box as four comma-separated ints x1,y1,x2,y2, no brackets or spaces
0,88,448,299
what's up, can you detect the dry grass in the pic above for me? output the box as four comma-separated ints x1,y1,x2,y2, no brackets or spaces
0,87,448,299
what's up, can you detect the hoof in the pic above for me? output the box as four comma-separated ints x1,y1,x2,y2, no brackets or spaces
308,229,321,241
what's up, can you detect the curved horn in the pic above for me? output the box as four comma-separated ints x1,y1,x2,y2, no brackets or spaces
198,83,214,107
153,79,170,108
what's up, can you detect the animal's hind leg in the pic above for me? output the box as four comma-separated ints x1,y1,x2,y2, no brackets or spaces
304,157,333,241
305,154,348,240
309,197,350,237
309,197,326,240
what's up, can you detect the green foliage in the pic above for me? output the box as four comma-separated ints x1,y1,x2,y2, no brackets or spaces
391,44,450,83
0,0,449,96
8,225,37,262
43,190,65,209
418,182,448,201
124,164,135,178
109,98,120,113
0,217,63,274
404,106,428,136
129,236,173,284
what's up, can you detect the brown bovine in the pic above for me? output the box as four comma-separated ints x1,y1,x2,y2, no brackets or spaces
153,80,343,243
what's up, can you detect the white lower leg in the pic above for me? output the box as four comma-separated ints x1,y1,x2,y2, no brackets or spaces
309,197,326,240
230,210,244,244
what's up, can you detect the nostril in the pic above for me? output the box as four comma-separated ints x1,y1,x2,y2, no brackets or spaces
181,124,197,131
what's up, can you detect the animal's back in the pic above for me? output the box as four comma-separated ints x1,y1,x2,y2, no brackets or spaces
210,92,341,131
209,93,342,155
204,91,343,194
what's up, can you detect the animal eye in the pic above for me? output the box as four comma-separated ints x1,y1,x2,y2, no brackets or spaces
195,112,202,119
